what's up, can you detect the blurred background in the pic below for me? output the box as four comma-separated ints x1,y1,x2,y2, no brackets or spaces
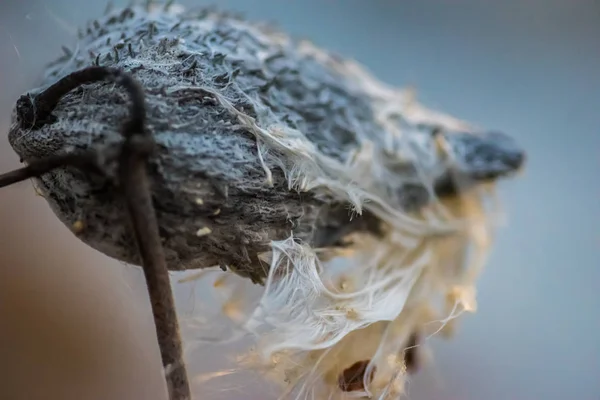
0,0,598,399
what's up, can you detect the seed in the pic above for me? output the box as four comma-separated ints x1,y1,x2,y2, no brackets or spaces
196,227,212,237
403,333,420,374
71,220,85,234
338,359,376,392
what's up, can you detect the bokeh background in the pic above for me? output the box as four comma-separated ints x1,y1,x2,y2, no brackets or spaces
0,1,598,399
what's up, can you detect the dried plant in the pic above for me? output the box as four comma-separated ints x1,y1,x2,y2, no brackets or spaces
1,3,525,399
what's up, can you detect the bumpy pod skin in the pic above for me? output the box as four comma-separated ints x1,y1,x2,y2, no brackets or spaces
8,4,523,282
8,5,379,280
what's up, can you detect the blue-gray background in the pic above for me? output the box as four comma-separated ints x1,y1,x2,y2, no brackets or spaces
0,1,598,399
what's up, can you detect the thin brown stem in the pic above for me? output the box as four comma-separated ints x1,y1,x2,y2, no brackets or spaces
16,66,145,131
119,138,191,399
0,152,99,189
11,66,191,399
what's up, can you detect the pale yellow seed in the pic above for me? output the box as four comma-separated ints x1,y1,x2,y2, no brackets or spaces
212,208,221,216
196,226,212,237
72,220,84,234
195,198,204,205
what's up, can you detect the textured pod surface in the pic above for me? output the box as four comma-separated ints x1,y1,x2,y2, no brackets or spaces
8,3,522,280
8,3,525,398
10,4,383,280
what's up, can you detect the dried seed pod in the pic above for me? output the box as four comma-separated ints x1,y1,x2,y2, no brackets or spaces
6,3,526,398
8,3,523,282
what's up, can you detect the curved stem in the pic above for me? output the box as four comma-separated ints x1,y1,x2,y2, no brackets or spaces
16,66,145,133
10,66,191,399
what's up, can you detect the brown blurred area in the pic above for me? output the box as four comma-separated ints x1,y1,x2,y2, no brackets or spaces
0,0,200,396
0,3,174,396
0,131,168,399
0,2,262,398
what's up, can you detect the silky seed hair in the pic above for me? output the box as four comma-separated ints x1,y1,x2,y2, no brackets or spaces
8,3,525,399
